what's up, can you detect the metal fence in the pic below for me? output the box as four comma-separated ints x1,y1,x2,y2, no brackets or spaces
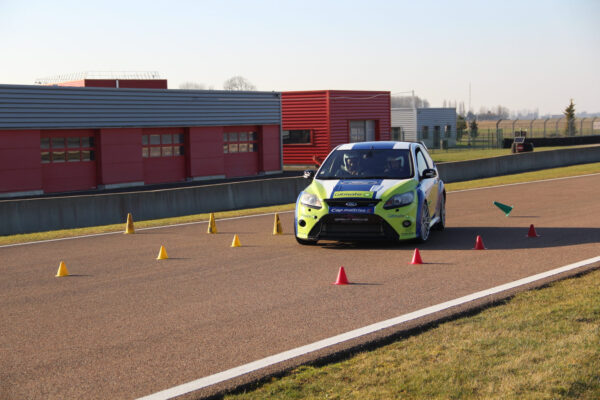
456,117,600,149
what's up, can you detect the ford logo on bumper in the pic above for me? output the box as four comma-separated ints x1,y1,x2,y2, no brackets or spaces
345,202,358,207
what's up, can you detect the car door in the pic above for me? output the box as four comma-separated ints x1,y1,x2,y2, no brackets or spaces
415,146,439,218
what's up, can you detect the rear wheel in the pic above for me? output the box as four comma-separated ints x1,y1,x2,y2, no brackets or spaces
434,194,446,231
417,201,431,243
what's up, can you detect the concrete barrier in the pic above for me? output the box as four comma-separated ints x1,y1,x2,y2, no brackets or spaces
436,145,600,183
1,145,599,236
0,177,308,236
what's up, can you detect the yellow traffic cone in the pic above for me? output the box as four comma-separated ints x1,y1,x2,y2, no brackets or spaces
231,234,241,247
207,212,217,234
56,261,69,277
273,213,283,235
124,213,135,234
156,245,169,260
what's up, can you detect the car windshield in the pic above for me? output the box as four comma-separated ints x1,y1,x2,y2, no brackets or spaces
316,149,413,179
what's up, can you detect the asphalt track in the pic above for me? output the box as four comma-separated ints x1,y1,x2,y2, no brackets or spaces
1,174,599,400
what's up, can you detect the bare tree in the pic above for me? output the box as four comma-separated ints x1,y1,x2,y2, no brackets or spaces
223,76,256,91
391,95,429,108
179,82,207,90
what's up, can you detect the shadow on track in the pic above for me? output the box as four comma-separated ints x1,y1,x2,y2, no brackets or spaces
317,227,600,251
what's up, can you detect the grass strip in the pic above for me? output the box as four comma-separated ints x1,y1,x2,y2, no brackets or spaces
2,162,599,246
226,268,600,399
429,145,598,163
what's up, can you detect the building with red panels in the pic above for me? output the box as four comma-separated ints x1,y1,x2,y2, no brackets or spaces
281,90,391,165
0,84,281,197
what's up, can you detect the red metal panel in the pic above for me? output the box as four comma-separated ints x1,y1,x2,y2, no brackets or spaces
40,129,98,193
42,162,97,193
141,128,186,184
260,125,281,172
97,128,144,185
281,91,329,165
188,127,226,177
328,90,391,148
142,157,186,184
281,90,391,165
224,152,259,178
0,130,42,193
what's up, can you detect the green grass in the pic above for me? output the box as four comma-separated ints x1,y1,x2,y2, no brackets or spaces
429,145,597,163
445,162,600,192
2,162,599,246
225,268,600,399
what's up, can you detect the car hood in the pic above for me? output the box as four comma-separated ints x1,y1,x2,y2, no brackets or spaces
313,178,414,200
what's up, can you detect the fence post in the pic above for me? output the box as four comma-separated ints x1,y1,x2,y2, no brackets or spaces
543,118,550,138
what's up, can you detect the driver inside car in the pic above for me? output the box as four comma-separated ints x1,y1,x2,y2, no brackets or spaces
338,153,361,176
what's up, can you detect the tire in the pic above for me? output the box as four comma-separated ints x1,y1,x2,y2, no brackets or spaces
417,201,431,243
296,236,317,245
434,194,446,231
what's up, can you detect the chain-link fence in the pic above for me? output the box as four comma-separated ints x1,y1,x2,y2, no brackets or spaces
455,117,600,149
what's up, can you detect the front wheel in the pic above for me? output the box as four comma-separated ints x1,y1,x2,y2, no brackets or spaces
296,236,317,245
417,201,431,243
434,194,446,231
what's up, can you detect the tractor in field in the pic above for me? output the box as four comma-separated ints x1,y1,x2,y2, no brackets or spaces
511,130,534,153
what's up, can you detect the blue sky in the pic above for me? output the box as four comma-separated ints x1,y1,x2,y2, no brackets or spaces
1,0,598,115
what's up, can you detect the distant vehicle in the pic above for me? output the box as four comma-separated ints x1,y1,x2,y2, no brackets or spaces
295,141,446,245
511,130,534,153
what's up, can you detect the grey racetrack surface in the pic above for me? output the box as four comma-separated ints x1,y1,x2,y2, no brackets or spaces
1,174,599,399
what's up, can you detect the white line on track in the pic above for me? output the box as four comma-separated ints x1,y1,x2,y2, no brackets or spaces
2,172,598,250
138,255,600,400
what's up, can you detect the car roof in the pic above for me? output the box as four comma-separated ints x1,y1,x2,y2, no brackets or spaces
335,141,413,151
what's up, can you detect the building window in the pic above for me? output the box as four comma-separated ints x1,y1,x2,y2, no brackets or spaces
41,136,95,164
142,133,184,158
283,130,312,144
391,127,403,141
421,126,429,139
445,125,452,137
350,120,376,142
223,131,258,154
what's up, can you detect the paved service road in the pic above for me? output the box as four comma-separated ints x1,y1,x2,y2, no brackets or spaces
1,175,599,399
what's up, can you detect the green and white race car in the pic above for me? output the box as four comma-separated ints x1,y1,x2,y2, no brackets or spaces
295,141,446,245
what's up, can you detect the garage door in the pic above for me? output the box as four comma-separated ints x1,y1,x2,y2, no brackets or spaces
40,131,97,193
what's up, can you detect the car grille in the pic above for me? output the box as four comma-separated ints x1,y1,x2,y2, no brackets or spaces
325,199,381,208
308,214,398,241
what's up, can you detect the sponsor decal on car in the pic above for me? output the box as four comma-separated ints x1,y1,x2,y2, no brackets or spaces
330,207,375,214
332,191,373,199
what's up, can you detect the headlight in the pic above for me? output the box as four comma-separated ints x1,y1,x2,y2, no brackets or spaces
383,192,414,209
300,192,322,209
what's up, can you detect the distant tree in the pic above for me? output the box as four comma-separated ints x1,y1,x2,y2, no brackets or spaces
456,114,467,141
564,99,576,136
179,82,207,89
469,119,479,138
223,76,256,91
391,95,429,108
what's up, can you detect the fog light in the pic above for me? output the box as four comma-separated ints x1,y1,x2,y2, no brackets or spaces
299,219,306,227
402,220,412,227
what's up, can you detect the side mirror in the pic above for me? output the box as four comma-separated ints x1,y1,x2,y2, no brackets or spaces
303,169,316,179
421,168,437,179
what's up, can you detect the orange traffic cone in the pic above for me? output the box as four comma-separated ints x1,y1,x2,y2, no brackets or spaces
273,213,283,235
156,245,168,260
473,235,486,250
124,213,135,234
527,224,540,237
55,261,69,277
231,234,241,247
333,267,350,285
207,213,217,234
409,248,424,264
